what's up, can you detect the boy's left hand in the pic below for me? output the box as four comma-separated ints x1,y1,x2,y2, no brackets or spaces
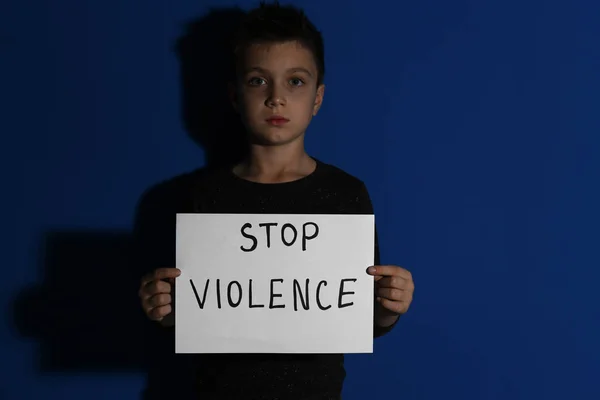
367,265,414,318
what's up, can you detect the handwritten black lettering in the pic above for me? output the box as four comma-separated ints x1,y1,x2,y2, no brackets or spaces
240,223,257,252
227,281,242,307
259,222,278,248
248,279,265,308
293,278,310,311
316,280,331,310
189,277,357,311
190,279,209,309
302,222,319,251
338,278,357,308
281,223,298,247
216,278,222,309
239,221,321,252
269,279,285,309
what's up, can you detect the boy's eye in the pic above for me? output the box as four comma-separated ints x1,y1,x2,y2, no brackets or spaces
248,77,266,86
289,78,304,87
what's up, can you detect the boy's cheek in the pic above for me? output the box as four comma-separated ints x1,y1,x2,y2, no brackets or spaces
240,93,266,107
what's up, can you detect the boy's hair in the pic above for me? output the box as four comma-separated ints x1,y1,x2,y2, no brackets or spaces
232,1,325,86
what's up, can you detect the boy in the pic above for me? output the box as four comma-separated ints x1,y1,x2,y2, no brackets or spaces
137,2,414,399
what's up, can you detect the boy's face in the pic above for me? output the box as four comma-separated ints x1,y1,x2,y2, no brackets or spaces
232,41,325,146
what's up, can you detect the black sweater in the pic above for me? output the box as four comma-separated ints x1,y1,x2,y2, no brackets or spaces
134,159,396,400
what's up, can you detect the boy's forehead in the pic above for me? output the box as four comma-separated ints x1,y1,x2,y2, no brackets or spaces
241,41,317,73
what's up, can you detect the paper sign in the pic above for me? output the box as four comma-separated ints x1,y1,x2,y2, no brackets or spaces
175,213,374,354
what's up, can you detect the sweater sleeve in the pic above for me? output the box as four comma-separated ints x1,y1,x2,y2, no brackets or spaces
354,182,380,263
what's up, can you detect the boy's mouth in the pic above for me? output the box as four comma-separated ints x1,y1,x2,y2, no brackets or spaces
265,116,290,125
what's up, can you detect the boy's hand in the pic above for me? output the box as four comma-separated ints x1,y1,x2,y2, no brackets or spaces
139,267,181,323
367,265,414,326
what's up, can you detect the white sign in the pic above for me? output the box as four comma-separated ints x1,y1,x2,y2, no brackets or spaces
175,213,374,354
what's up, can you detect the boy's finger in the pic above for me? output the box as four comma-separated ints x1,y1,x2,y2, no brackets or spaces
367,265,411,279
149,280,172,294
149,293,172,308
375,276,408,289
140,280,172,300
141,268,181,285
376,287,404,301
148,305,172,321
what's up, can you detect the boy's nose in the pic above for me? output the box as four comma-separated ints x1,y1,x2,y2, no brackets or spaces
265,86,286,107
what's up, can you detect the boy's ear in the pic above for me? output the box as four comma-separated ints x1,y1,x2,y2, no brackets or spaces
313,84,325,116
228,81,239,112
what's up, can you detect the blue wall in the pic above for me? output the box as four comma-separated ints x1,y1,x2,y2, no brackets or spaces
3,0,599,398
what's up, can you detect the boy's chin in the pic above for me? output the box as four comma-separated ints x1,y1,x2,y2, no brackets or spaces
248,130,305,147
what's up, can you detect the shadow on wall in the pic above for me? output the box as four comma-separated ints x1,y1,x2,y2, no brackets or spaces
177,7,248,168
12,7,248,400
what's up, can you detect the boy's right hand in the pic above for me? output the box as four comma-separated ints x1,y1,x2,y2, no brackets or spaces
139,267,181,323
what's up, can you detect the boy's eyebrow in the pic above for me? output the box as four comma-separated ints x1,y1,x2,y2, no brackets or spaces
245,67,313,77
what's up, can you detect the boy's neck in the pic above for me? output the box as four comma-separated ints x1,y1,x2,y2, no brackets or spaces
233,143,316,184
